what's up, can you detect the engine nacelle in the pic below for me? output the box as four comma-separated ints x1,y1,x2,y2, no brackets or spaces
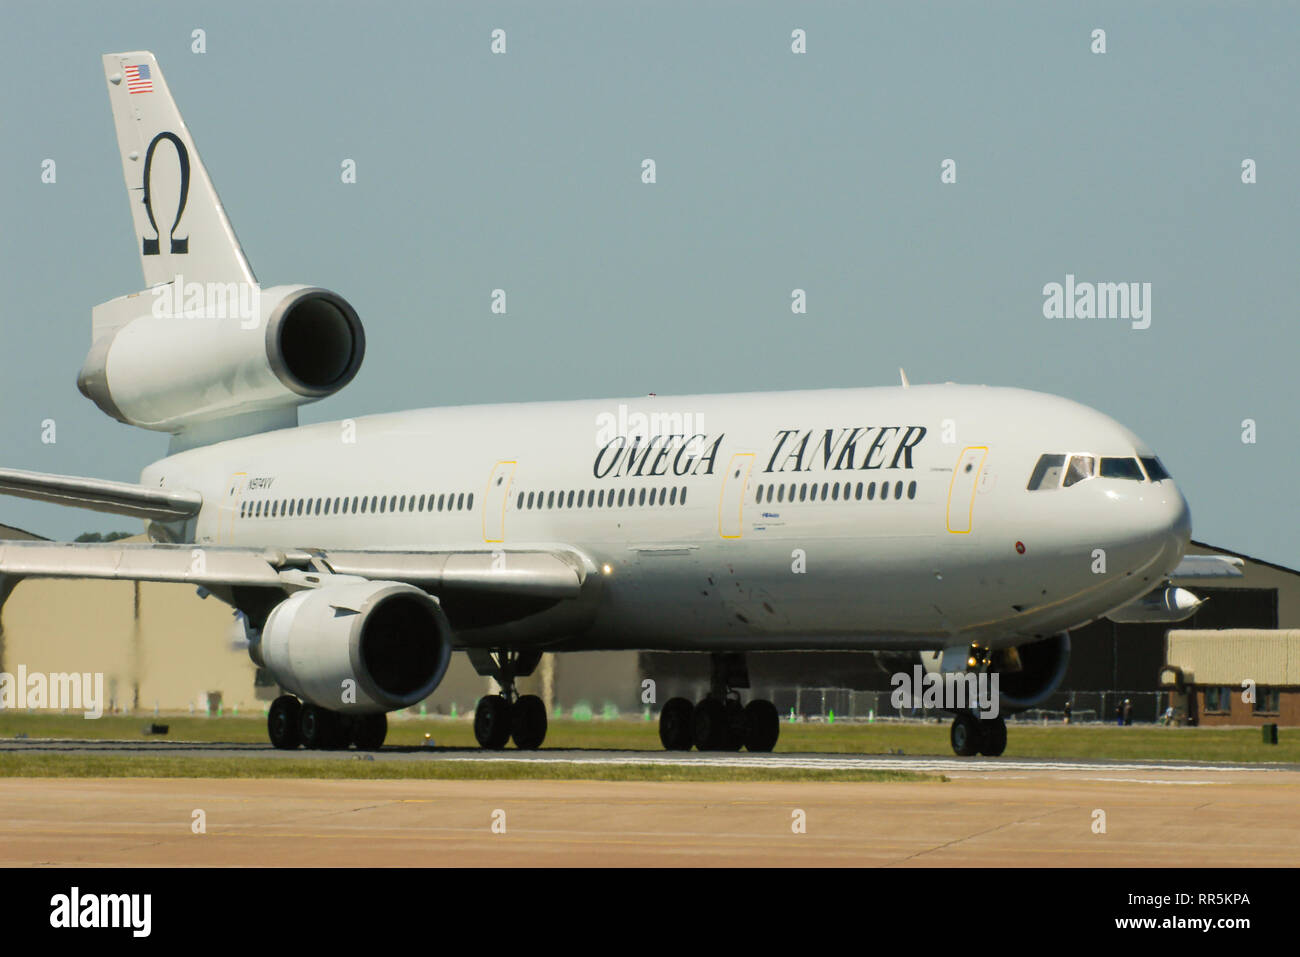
253,580,452,713
921,633,1071,712
991,633,1071,711
78,284,364,432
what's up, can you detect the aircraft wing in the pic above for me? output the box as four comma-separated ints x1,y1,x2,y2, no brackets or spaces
1167,554,1245,579
0,541,586,599
0,467,202,522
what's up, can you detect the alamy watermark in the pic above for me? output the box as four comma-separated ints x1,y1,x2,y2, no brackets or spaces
151,273,260,326
1042,274,1151,330
890,665,1000,718
0,666,105,718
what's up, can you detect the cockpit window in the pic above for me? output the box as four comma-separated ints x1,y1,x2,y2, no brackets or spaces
1099,457,1144,480
1063,454,1096,488
1027,454,1066,490
1140,456,1170,481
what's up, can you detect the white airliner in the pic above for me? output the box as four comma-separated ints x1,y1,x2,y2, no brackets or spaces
0,53,1237,757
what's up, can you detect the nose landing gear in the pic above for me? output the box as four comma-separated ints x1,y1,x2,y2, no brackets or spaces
950,709,1007,757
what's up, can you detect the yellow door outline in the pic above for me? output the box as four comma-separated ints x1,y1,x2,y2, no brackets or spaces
483,461,517,543
219,472,246,543
718,453,755,539
946,447,987,534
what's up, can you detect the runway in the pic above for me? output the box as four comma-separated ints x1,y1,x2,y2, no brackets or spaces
1,738,1295,779
4,740,1299,865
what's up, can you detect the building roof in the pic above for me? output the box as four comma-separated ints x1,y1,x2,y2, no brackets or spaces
1164,629,1300,686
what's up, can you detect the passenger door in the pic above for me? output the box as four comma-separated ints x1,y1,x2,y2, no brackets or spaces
718,453,755,539
483,461,516,543
945,447,987,533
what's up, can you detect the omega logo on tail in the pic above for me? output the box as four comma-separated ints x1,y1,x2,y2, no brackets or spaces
140,131,190,255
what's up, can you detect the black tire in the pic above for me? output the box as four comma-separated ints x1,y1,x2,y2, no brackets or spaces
692,697,728,751
300,703,338,750
743,699,780,752
474,694,513,749
978,716,1007,757
658,697,695,750
352,713,388,751
950,711,980,756
511,694,548,750
267,695,302,750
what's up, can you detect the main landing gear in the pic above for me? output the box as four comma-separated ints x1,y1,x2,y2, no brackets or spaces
659,652,780,752
267,694,388,751
949,710,1007,757
468,648,549,750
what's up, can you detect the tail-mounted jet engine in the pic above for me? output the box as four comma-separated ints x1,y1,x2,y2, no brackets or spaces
77,284,364,433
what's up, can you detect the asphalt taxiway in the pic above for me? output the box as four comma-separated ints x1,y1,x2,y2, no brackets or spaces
3,739,1298,865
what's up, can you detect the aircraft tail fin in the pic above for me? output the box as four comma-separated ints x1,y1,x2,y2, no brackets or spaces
101,51,256,289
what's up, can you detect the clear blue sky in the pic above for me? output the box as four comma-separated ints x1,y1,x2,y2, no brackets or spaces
1,2,1296,567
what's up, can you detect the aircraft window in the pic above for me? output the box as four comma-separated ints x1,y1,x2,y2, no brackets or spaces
379,497,387,514
1100,457,1144,480
314,499,322,515
855,482,863,501
636,488,645,506
596,490,604,507
1140,457,1170,481
524,491,532,509
908,481,917,500
867,482,875,500
400,495,408,512
821,482,829,500
894,481,903,499
563,490,571,508
670,487,678,505
681,486,687,504
661,488,669,505
1027,453,1066,490
882,482,891,500
467,493,473,509
776,485,784,503
830,483,839,501
1063,455,1095,488
576,490,584,508
756,484,764,503
799,484,807,502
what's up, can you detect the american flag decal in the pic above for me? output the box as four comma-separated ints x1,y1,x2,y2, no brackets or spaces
125,64,153,94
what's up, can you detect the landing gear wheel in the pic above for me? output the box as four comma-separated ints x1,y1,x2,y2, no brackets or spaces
268,695,302,750
474,694,513,749
722,699,746,751
692,697,728,751
950,711,980,756
352,713,388,751
511,694,548,750
300,703,340,750
978,716,1007,757
658,697,695,751
743,699,780,752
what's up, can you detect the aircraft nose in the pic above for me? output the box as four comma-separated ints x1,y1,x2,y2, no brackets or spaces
1147,482,1191,571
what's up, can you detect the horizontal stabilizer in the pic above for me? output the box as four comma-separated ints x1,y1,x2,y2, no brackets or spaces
0,467,202,522
1168,555,1245,580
